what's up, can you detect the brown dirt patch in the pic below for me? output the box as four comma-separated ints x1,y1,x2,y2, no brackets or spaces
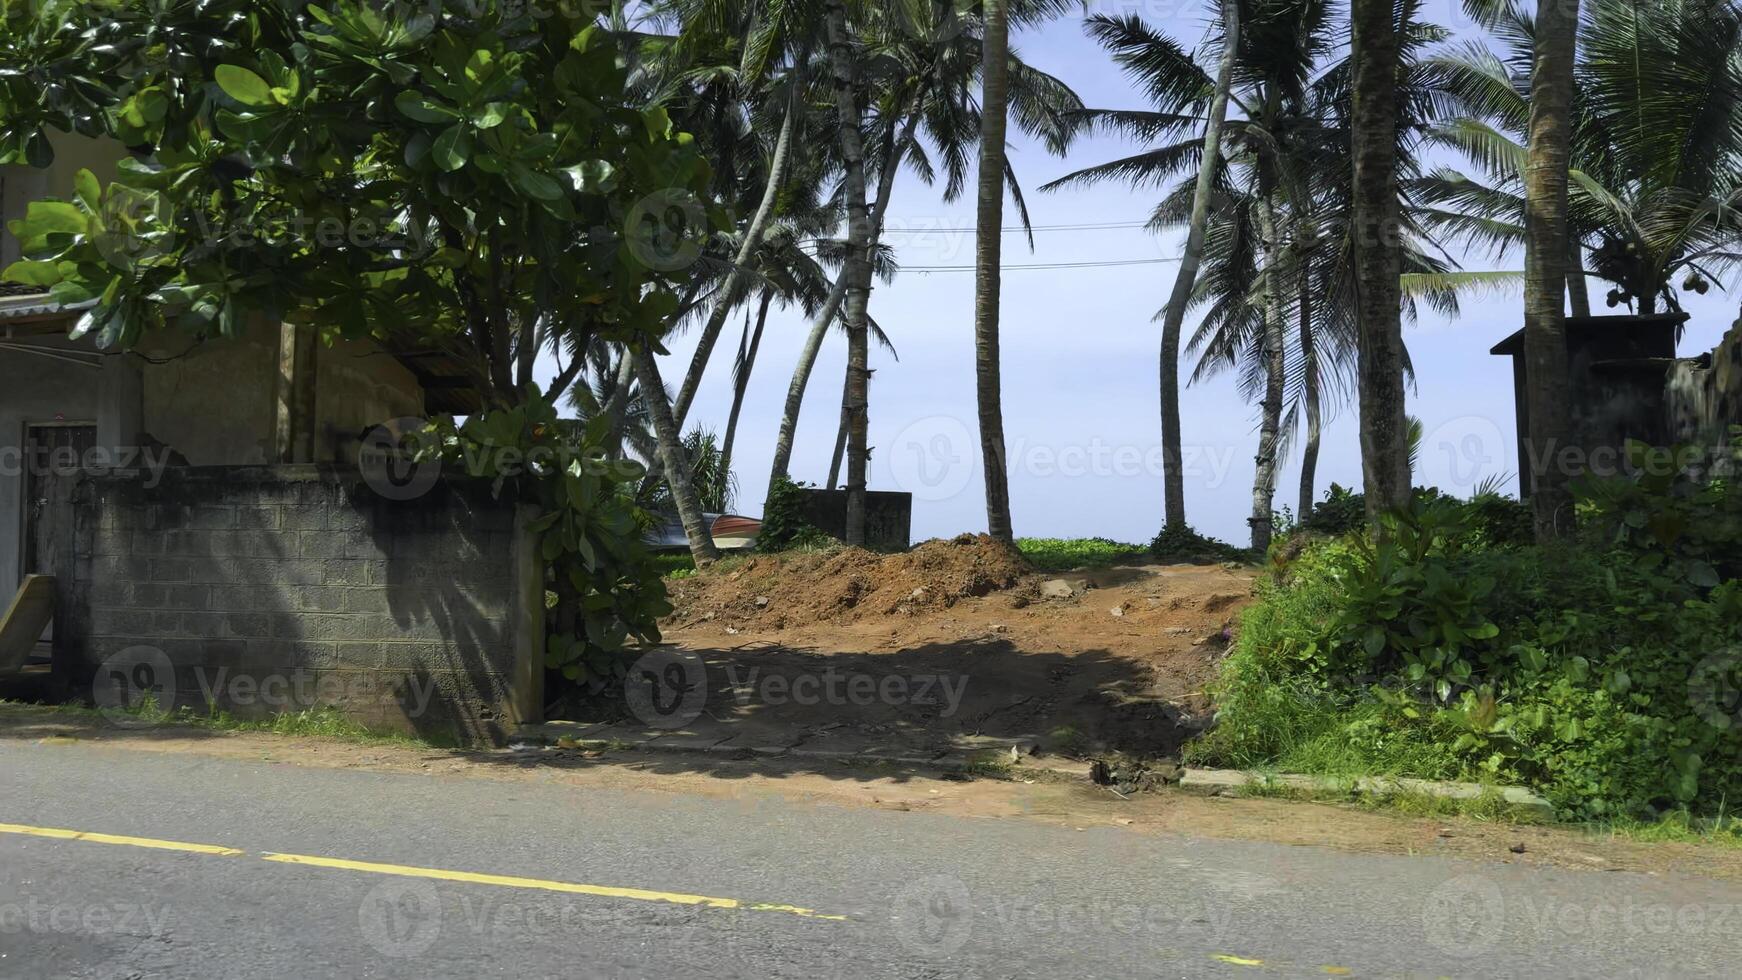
667,533,1031,627
655,541,1258,759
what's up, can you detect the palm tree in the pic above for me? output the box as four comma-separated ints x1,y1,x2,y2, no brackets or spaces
1045,7,1242,533
633,345,721,563
822,0,876,545
765,1,1082,501
1425,0,1742,533
976,0,1015,543
1424,1,1742,313
1348,0,1412,518
1520,0,1579,540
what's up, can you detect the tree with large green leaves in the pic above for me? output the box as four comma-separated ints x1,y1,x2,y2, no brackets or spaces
2,0,719,414
0,0,718,672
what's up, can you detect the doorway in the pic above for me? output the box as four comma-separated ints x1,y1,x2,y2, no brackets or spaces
20,422,95,654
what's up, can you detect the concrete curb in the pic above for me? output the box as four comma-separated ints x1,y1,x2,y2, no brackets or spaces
1179,767,1555,818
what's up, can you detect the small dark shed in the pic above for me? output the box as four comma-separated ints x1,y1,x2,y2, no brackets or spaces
1490,313,1686,496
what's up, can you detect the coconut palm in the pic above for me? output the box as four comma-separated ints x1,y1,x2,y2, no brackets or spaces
1041,5,1241,534
1049,0,1484,545
763,0,1084,504
1347,0,1412,518
1420,0,1742,316
976,0,1016,543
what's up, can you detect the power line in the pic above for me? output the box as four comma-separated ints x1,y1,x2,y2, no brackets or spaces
903,257,1179,272
880,220,1151,235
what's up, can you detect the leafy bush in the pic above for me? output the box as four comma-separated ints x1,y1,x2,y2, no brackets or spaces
756,476,828,552
1148,524,1250,563
1195,448,1742,820
1300,483,1368,536
1298,483,1532,547
423,394,669,687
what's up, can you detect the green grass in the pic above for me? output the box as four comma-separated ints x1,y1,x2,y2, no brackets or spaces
649,553,698,578
188,706,449,747
3,696,447,749
1592,811,1742,848
1016,537,1147,572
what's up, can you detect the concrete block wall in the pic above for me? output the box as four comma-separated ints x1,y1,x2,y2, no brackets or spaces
49,466,542,743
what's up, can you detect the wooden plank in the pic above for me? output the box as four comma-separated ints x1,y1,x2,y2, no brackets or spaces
0,575,56,677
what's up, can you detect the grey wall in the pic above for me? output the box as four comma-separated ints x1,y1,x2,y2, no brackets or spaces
797,489,913,551
47,466,542,744
0,331,103,604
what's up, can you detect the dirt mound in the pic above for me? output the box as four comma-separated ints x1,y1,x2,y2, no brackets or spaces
666,534,1033,628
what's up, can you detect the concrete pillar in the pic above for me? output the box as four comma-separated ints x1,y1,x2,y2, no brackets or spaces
273,322,318,463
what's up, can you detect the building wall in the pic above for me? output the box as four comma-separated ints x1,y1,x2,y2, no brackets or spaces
138,327,280,465
0,331,102,603
45,467,542,743
313,336,425,463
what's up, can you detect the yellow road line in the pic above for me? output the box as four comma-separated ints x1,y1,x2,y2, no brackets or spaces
261,852,847,921
1212,953,1266,967
0,822,244,856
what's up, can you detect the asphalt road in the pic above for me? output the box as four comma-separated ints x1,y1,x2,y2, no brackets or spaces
1,740,1738,979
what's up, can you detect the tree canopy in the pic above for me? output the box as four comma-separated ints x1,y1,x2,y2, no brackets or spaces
2,0,721,407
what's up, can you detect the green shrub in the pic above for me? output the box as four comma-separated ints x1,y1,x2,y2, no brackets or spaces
1194,449,1742,820
1300,483,1367,536
757,476,828,552
1148,524,1250,563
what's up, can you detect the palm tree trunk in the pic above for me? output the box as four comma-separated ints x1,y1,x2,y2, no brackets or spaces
825,0,874,546
826,371,849,489
1297,268,1322,520
1566,240,1590,318
720,290,773,488
1250,190,1287,553
764,106,922,495
1155,0,1240,532
632,346,719,564
767,278,847,486
974,0,1015,543
1349,0,1411,520
599,352,638,457
670,103,798,429
1522,0,1580,540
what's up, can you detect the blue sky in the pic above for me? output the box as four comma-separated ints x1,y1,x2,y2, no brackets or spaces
647,7,1742,545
